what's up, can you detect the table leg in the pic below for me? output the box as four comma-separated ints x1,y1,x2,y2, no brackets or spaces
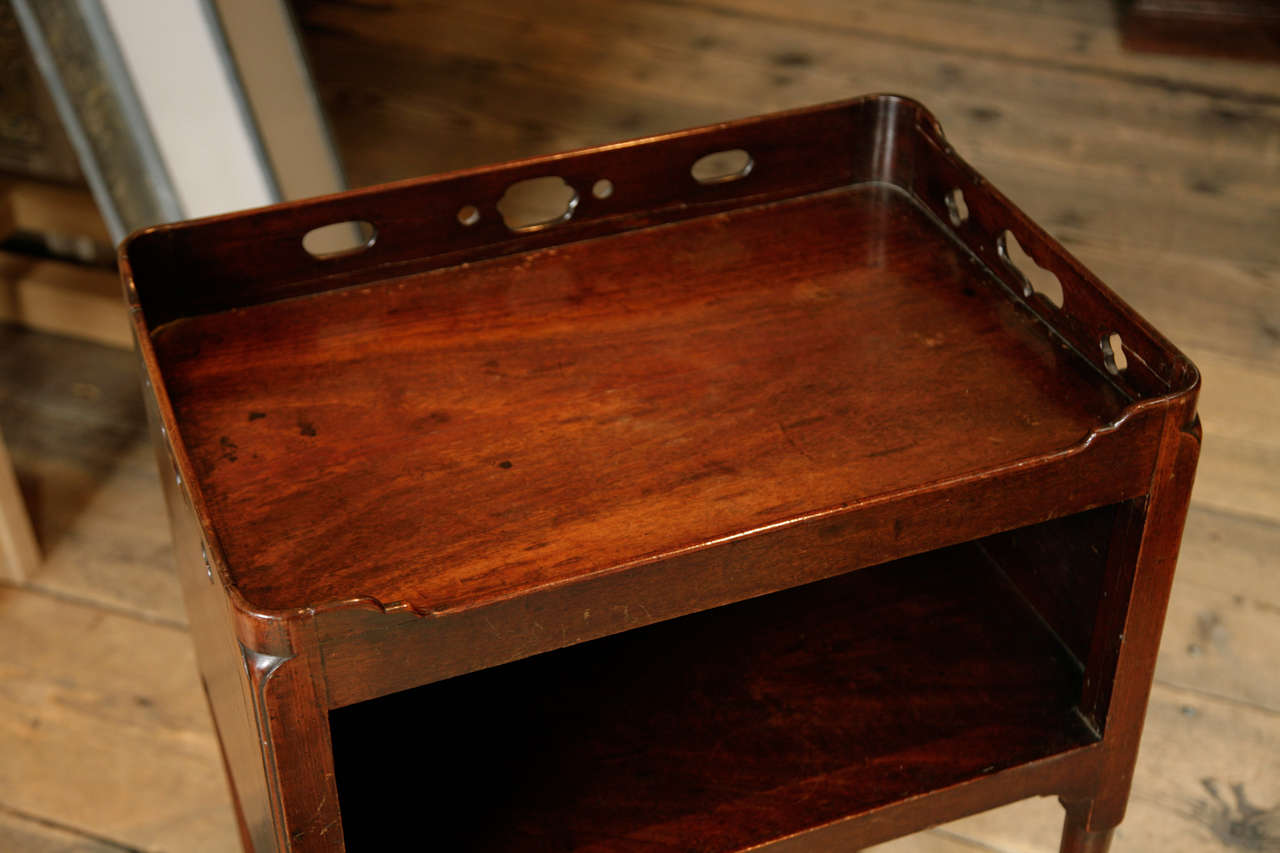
1060,807,1114,853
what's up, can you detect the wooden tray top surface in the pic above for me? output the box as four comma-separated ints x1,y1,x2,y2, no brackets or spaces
153,183,1128,614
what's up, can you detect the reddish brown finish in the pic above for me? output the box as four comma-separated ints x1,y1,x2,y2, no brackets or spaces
1061,800,1116,853
123,95,1200,852
152,185,1130,616
315,441,1157,711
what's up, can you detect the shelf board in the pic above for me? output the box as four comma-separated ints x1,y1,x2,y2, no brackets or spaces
152,183,1129,615
330,541,1098,851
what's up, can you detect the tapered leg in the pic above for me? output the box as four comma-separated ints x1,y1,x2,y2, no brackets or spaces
1060,808,1115,853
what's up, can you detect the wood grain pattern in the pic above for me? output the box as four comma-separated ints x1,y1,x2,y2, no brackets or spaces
152,184,1131,615
942,683,1280,852
0,585,239,852
292,0,1280,181
4,0,1277,850
0,809,130,853
1158,575,1280,711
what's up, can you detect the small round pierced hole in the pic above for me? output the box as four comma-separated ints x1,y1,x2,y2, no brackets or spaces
945,188,969,226
1102,332,1128,374
457,205,480,226
592,179,614,200
691,149,753,185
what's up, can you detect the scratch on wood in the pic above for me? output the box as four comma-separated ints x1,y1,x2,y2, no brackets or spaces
776,421,815,463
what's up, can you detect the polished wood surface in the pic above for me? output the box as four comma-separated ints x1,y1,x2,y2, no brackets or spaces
129,97,1194,628
153,184,1128,615
6,1,1277,850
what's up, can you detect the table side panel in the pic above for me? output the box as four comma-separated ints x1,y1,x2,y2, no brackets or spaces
317,405,1163,709
143,388,282,852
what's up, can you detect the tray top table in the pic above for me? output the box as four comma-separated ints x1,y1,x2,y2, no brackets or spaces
124,95,1200,853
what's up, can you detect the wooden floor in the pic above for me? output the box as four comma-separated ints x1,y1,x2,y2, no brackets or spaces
2,0,1278,849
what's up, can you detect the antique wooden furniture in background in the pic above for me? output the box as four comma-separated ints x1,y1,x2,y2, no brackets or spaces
1121,0,1280,62
123,95,1200,852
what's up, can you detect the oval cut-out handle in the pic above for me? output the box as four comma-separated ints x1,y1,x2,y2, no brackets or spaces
497,177,579,232
302,220,377,259
691,149,754,185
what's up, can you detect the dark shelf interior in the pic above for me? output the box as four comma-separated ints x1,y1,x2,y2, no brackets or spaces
331,528,1103,852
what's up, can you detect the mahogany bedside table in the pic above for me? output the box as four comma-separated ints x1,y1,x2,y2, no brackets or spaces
123,95,1200,853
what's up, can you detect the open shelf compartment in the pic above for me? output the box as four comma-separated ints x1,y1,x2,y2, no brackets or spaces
330,505,1116,851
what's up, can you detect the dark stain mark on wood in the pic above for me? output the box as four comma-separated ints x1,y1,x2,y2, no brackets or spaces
519,117,550,142
430,410,450,423
1202,105,1261,128
1189,779,1280,850
784,414,826,430
775,422,814,463
299,421,317,437
936,62,964,85
1195,610,1227,653
248,411,266,421
771,50,813,67
1053,209,1088,229
1188,177,1224,196
517,117,552,142
772,74,794,87
616,112,647,131
675,460,739,486
219,436,238,462
498,460,513,469
867,442,917,459
968,106,1002,123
